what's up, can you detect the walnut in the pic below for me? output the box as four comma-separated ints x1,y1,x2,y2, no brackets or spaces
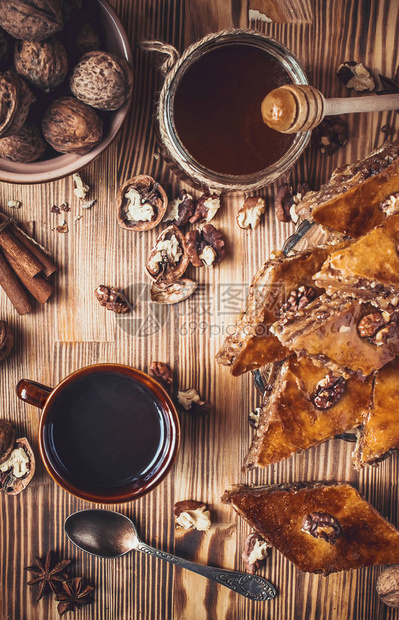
0,71,35,138
0,124,46,162
236,196,266,229
357,311,398,345
357,312,386,338
163,190,195,227
301,512,342,544
94,285,130,314
311,375,346,410
189,193,221,224
42,96,102,154
380,192,399,216
0,436,35,495
0,320,12,363
377,566,399,608
14,36,68,92
336,61,375,91
149,361,173,392
60,0,82,21
274,183,294,222
280,286,316,317
150,278,197,305
72,172,89,201
174,500,211,531
185,224,226,268
0,0,64,41
117,175,167,232
146,225,189,285
177,388,209,415
248,407,261,429
0,27,10,70
242,533,270,574
75,21,100,56
0,420,15,465
70,51,133,111
311,116,348,155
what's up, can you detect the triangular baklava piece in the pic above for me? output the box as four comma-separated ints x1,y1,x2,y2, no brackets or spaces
354,357,399,468
222,482,399,575
216,245,345,376
273,293,399,376
244,355,372,470
293,139,399,237
314,213,399,307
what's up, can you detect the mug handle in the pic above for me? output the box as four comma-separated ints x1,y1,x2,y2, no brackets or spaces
16,379,53,409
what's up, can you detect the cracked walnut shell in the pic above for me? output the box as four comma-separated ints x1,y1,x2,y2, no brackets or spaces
146,225,189,284
0,436,35,495
70,50,133,111
0,419,15,465
117,175,167,232
0,123,47,162
42,96,102,154
0,71,35,138
0,0,64,42
14,36,68,92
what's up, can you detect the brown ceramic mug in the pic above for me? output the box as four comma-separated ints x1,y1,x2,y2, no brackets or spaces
16,364,180,503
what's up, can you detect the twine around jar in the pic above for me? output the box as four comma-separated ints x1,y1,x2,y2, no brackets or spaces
140,30,310,193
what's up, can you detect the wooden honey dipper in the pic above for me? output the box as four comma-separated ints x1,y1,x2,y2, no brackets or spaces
261,84,399,133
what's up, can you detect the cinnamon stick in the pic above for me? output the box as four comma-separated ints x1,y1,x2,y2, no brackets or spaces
0,227,43,278
0,250,32,315
2,250,53,304
11,225,57,278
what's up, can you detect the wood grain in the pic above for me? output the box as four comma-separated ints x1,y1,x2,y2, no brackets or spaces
0,0,399,619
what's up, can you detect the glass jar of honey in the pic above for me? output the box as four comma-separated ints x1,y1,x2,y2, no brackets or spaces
155,29,309,192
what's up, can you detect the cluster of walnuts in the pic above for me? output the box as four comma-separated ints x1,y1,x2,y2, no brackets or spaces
0,0,133,163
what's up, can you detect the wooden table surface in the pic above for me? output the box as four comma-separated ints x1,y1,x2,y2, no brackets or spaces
1,0,399,618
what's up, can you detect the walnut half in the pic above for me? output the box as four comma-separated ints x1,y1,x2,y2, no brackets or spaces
117,175,167,232
0,437,35,495
174,500,211,531
242,533,270,574
185,224,226,268
236,196,266,230
146,225,189,284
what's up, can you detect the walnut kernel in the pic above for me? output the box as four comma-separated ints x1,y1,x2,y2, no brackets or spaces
163,189,194,227
189,193,221,224
94,285,130,314
174,500,211,531
242,533,270,574
236,196,266,230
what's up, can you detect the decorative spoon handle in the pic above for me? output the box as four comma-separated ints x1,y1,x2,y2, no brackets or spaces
135,540,276,601
261,84,399,134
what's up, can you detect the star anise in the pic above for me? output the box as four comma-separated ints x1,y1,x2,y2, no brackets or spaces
25,551,72,601
55,577,94,616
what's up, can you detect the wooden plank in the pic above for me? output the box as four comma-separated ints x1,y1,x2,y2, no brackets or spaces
0,0,398,619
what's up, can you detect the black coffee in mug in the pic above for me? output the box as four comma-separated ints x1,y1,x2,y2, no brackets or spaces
43,369,165,493
17,364,180,503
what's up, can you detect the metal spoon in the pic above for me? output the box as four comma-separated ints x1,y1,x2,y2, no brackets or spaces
65,509,277,602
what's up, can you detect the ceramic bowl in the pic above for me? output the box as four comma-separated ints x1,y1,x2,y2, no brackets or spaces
0,0,133,184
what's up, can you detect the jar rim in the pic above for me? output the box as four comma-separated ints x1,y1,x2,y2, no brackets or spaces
158,29,310,192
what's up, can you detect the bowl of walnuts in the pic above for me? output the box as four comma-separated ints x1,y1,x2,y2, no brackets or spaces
0,0,133,183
